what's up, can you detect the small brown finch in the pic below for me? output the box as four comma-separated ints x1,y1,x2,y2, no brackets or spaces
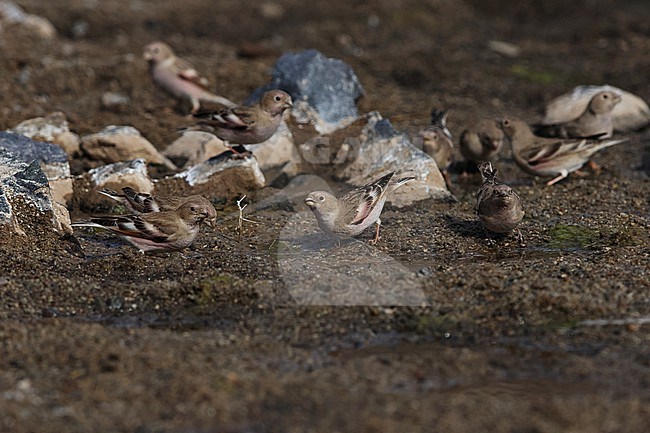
73,196,216,253
499,117,627,186
459,118,504,165
476,162,524,238
304,172,415,244
192,90,293,154
418,109,454,187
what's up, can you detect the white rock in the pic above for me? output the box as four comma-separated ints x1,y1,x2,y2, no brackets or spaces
162,131,228,169
157,155,265,199
10,111,81,157
81,125,176,170
89,158,153,193
542,85,650,132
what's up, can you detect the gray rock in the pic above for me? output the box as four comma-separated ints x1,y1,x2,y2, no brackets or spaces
157,155,265,200
247,49,364,134
299,112,451,207
0,131,73,205
0,131,68,166
0,148,71,236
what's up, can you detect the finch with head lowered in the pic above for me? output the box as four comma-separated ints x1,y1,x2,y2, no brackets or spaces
73,196,217,253
476,162,524,239
499,117,628,186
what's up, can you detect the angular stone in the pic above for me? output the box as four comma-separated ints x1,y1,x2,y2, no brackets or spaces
300,112,450,207
9,112,81,157
163,131,229,170
542,85,650,132
0,131,73,205
81,126,177,170
0,148,71,236
247,49,364,134
250,121,299,170
81,159,154,209
157,155,265,200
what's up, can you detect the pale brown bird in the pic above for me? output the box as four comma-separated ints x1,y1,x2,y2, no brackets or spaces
499,117,628,186
418,109,454,187
143,41,235,113
542,85,650,132
73,196,216,253
192,90,293,154
534,91,621,139
304,172,415,244
476,162,524,239
459,118,504,166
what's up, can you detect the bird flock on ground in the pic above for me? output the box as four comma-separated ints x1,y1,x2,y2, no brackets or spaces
72,41,641,253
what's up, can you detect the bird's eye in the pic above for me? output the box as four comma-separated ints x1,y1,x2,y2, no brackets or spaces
603,94,608,99
318,196,325,201
153,47,159,53
190,206,196,212
274,95,282,102
503,120,510,126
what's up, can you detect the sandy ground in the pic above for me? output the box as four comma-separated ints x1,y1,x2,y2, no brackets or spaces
1,1,649,432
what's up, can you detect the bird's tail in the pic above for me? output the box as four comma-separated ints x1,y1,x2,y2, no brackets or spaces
478,161,499,183
430,109,452,139
389,171,417,192
202,93,237,109
590,137,629,152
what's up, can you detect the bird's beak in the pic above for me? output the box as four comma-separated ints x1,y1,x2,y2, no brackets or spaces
143,51,153,61
285,100,294,110
304,198,315,207
203,212,217,228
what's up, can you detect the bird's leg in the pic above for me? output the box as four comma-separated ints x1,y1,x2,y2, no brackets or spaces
546,170,568,186
369,218,382,245
586,160,603,174
189,97,201,114
516,228,526,247
223,141,252,159
442,170,454,191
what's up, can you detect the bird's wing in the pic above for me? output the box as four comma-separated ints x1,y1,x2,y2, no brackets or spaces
121,187,161,213
173,57,211,90
88,214,173,242
343,172,394,225
193,106,257,130
528,140,591,165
